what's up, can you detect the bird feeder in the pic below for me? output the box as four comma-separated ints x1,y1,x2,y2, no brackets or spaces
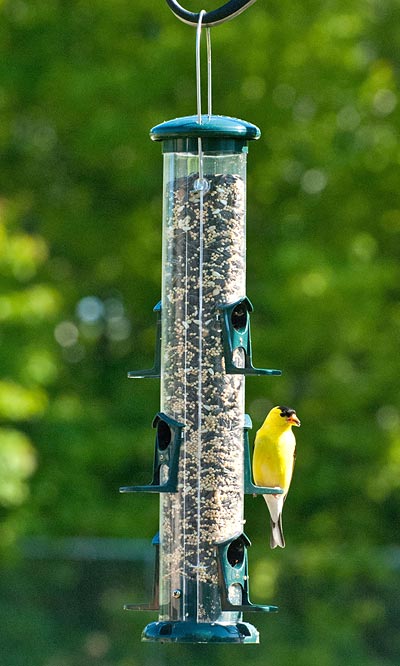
121,0,283,644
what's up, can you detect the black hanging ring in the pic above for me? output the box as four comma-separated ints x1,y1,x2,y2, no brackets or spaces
165,0,258,27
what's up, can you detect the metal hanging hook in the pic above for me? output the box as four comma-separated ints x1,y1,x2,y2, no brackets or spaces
165,0,257,27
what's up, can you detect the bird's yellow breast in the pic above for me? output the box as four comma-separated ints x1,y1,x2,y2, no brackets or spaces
252,427,296,493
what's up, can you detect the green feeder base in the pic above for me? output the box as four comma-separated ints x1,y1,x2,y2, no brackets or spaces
142,620,260,644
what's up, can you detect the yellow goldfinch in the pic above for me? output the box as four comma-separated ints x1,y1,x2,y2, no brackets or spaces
253,406,301,548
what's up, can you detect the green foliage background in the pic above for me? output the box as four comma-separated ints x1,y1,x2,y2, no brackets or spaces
1,0,400,664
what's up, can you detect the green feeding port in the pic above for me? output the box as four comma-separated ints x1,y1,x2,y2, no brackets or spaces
128,301,161,378
124,533,160,612
216,532,279,613
119,413,184,494
243,414,285,495
218,296,282,376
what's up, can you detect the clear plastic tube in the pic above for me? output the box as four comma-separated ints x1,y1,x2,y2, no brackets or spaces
160,149,247,624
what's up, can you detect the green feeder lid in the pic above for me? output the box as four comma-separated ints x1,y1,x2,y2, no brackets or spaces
150,114,261,153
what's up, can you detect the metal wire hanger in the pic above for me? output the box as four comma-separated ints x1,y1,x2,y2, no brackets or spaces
196,10,212,121
165,0,257,27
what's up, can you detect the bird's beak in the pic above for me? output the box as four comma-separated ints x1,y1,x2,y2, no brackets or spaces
287,414,301,427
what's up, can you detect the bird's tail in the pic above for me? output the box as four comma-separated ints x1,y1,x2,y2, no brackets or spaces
270,514,285,549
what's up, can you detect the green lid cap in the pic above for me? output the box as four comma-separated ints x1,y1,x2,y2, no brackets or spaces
150,115,261,153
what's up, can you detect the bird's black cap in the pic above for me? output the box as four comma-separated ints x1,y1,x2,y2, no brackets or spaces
279,406,297,418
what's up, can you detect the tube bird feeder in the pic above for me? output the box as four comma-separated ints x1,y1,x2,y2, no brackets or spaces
121,1,283,644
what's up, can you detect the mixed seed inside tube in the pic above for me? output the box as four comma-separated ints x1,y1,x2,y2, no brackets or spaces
160,171,247,621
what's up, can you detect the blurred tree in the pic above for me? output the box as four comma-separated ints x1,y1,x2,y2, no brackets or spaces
0,197,57,540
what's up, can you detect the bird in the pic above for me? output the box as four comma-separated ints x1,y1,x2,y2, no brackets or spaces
252,406,301,548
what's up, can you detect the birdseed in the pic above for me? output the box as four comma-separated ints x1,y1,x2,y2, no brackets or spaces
159,169,246,623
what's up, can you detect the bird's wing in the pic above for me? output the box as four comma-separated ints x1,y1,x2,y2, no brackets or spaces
283,446,296,505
